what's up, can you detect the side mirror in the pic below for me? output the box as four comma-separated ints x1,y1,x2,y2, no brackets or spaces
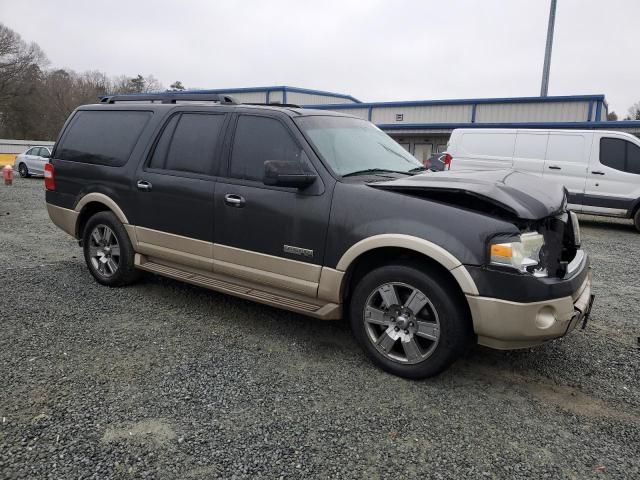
263,160,317,188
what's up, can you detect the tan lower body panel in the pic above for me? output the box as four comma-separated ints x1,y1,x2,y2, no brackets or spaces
134,226,214,271
135,254,341,320
46,204,79,238
469,273,592,350
213,244,321,298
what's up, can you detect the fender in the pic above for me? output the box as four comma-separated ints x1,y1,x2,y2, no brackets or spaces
75,192,129,224
318,234,479,304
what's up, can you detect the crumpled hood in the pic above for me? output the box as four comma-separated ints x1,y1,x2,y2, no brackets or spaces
368,169,567,220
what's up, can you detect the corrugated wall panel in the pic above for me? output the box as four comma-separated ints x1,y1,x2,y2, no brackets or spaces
475,101,590,123
371,104,472,124
289,92,354,105
322,108,369,119
268,90,283,104
216,91,268,103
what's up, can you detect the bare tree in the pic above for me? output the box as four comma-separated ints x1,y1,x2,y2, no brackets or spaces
0,23,48,104
627,102,640,121
169,80,185,91
0,24,171,139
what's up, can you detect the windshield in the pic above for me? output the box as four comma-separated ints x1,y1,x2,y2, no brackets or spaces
295,116,423,176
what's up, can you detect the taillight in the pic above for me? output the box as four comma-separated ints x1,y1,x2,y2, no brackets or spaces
44,163,55,190
442,153,452,170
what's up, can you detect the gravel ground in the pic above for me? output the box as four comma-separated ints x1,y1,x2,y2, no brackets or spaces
1,177,639,480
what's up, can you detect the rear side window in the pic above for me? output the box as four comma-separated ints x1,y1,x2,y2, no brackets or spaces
229,115,303,182
149,113,225,175
600,137,640,174
57,111,151,166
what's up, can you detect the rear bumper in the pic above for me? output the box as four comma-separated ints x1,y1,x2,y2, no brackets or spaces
467,261,593,350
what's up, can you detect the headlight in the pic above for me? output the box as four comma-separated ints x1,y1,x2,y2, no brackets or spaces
490,232,546,275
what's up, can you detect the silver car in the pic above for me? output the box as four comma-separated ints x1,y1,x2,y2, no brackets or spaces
15,146,52,177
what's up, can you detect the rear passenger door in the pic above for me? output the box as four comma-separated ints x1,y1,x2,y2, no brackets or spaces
213,113,332,298
132,111,228,271
31,147,48,175
542,133,590,211
23,147,39,171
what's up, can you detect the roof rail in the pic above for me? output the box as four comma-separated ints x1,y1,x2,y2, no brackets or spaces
243,102,301,108
100,93,239,105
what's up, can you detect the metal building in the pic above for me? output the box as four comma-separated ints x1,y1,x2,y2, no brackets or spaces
196,86,640,163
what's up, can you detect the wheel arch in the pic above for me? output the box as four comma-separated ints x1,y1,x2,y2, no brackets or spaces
74,194,130,239
331,235,479,305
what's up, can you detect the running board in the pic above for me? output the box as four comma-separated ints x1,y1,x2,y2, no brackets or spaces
134,254,341,320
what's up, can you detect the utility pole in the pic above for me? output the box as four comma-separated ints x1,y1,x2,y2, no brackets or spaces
540,0,557,97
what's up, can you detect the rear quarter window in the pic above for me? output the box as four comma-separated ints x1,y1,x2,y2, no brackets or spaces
56,110,152,166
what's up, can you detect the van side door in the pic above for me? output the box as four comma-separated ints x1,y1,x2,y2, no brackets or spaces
511,131,548,175
449,130,515,171
582,133,640,217
541,132,591,212
213,112,333,298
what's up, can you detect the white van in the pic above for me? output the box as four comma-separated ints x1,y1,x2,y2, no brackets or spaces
446,128,640,230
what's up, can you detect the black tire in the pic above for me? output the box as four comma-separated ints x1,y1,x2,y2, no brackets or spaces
18,163,30,178
349,263,472,379
634,208,640,233
82,211,140,287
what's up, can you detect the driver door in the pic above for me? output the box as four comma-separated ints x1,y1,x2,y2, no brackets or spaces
213,113,332,297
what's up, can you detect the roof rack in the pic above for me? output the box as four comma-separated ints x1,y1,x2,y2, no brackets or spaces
243,102,302,108
100,93,239,105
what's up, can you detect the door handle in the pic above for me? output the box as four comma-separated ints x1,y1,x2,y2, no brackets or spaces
137,180,152,191
591,170,605,175
224,193,245,207
548,165,561,170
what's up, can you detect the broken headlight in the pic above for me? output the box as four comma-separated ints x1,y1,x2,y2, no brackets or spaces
490,232,547,276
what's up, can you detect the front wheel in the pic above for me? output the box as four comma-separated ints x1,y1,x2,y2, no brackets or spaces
634,208,640,233
18,163,29,178
83,211,140,287
349,264,471,379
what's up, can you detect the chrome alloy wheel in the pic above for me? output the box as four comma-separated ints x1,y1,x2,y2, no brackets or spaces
88,224,120,278
363,282,441,364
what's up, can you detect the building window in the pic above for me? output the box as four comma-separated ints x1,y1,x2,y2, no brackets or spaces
395,113,403,122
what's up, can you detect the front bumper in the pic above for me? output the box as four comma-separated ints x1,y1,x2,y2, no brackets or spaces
466,252,593,350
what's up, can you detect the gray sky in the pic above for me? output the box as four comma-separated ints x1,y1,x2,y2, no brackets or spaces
2,0,638,115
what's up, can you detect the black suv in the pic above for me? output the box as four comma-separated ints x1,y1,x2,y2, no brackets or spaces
45,93,593,378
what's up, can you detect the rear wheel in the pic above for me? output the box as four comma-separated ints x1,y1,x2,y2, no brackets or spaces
83,211,140,287
349,263,471,379
18,163,29,178
634,208,640,233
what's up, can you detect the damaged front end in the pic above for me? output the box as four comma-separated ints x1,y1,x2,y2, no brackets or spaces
369,169,594,348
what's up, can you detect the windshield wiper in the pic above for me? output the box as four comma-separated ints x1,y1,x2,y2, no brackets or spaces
408,166,428,173
342,168,413,178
